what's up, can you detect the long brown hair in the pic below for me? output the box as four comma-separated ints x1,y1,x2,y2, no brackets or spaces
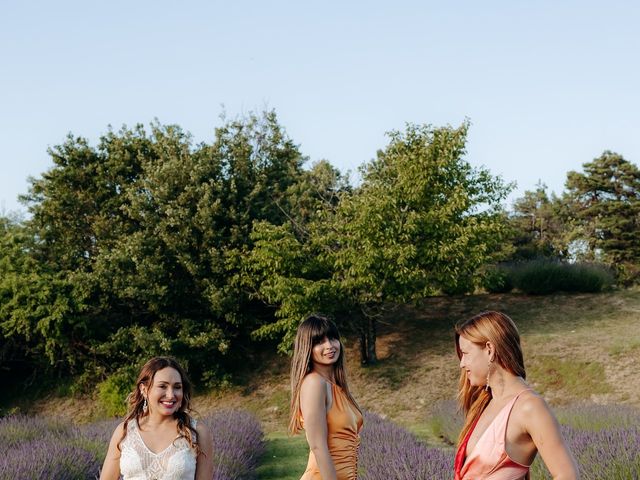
117,356,200,454
288,314,361,434
454,311,526,446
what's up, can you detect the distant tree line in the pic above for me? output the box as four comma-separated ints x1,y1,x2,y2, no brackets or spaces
0,110,638,394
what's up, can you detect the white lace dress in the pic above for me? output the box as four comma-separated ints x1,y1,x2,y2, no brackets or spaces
120,419,197,480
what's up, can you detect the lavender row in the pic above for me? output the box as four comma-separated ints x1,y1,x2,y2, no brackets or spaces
358,411,454,479
204,410,266,480
0,411,265,480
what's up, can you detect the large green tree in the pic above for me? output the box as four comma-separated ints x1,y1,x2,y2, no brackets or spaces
248,122,511,363
564,151,640,282
6,110,306,385
509,182,568,260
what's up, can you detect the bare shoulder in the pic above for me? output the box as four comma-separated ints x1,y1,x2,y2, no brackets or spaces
512,389,558,432
516,389,551,415
110,421,127,440
300,372,328,395
195,420,211,439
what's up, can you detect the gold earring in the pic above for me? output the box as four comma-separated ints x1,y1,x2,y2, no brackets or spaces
485,361,492,392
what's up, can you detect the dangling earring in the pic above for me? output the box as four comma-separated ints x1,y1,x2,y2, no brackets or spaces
143,397,148,413
485,361,492,392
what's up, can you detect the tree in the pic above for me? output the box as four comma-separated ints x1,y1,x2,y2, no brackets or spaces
564,151,640,282
247,122,511,363
509,182,568,260
10,110,307,385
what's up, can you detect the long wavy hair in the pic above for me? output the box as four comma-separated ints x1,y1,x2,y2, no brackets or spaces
117,356,200,455
288,314,361,434
455,311,526,446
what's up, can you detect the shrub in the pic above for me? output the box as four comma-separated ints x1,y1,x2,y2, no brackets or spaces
358,411,454,479
511,260,613,294
205,410,266,479
482,265,514,293
97,369,135,417
427,400,463,445
0,438,101,479
0,416,103,479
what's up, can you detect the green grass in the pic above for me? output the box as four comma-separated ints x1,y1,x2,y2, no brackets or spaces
256,432,308,480
528,355,611,399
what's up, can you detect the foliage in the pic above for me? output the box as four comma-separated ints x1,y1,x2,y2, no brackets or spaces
509,260,613,294
564,151,640,283
247,122,512,362
508,182,569,260
96,369,136,417
481,265,514,293
2,110,306,387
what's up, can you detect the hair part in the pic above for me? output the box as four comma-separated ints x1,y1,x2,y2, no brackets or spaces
288,314,361,434
454,311,526,447
117,356,201,455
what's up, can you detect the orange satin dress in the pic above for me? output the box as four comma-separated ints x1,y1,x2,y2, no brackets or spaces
454,390,531,480
300,382,363,480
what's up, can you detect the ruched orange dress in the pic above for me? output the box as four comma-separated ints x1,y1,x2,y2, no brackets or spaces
454,390,531,480
299,382,363,480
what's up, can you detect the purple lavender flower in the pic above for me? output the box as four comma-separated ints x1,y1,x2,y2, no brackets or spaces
204,410,266,480
359,411,454,479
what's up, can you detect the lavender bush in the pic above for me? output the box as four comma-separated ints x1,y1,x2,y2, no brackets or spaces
427,399,462,445
205,410,266,480
0,438,101,479
0,415,103,479
358,411,454,479
532,412,640,480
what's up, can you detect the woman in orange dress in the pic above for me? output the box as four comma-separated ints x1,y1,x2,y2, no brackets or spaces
454,311,579,480
289,314,363,480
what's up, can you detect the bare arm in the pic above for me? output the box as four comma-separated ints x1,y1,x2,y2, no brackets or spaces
99,423,125,480
523,396,579,480
300,375,337,480
195,421,215,480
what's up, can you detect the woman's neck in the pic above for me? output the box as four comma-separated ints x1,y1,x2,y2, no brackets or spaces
140,412,177,428
488,368,527,402
312,364,335,383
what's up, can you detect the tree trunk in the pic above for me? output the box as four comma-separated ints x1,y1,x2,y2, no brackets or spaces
358,315,378,365
366,315,377,364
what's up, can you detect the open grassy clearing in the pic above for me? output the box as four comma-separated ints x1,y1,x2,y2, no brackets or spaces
22,290,640,478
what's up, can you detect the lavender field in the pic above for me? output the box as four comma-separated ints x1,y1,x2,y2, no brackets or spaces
0,410,265,480
421,401,640,480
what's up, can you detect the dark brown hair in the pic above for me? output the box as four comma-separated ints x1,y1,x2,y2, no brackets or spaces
289,314,361,434
117,356,200,454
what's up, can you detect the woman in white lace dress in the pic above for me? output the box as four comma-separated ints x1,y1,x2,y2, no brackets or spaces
100,357,214,480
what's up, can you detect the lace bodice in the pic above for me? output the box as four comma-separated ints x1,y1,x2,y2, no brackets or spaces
120,419,197,480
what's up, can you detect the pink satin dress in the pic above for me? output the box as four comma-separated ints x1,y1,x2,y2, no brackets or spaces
299,382,363,480
454,390,531,480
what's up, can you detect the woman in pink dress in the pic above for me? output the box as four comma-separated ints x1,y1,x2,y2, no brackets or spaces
454,311,579,480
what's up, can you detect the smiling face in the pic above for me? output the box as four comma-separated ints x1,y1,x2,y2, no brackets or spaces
142,367,183,416
311,336,341,368
458,335,491,387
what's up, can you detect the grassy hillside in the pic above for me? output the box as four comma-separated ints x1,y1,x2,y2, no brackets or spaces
27,290,640,433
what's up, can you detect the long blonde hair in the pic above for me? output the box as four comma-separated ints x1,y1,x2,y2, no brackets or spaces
118,356,201,455
454,311,526,446
288,314,361,434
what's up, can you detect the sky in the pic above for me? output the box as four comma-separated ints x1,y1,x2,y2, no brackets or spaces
1,0,639,215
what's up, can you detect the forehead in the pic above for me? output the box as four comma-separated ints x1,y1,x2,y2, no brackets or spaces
152,367,182,384
458,335,481,351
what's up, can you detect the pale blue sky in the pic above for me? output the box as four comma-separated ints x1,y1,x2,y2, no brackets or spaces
2,1,639,214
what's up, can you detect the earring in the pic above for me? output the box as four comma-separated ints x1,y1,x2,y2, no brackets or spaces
485,361,492,392
143,398,148,413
